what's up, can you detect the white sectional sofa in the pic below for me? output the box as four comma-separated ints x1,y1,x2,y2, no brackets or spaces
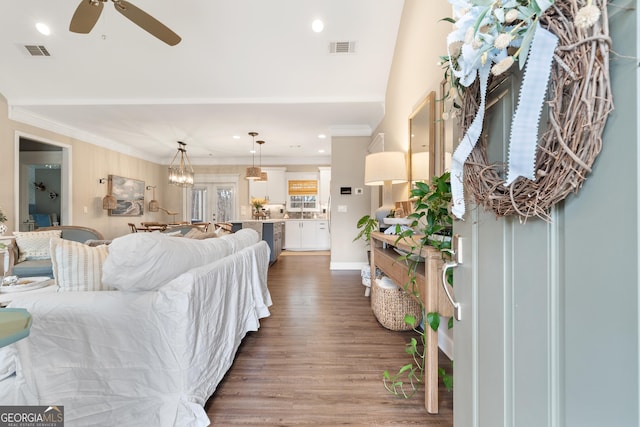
0,228,271,426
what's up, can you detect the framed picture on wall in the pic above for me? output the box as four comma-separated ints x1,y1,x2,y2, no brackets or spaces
108,175,145,216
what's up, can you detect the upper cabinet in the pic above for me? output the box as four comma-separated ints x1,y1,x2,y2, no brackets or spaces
248,167,287,204
250,168,330,208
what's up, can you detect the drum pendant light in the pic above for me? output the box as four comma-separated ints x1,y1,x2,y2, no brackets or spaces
245,132,261,180
256,140,268,181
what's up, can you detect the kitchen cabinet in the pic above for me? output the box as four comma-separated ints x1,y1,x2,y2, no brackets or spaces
229,220,285,264
284,220,330,251
248,167,286,205
316,220,330,249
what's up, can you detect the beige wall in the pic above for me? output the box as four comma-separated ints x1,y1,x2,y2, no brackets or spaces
328,0,452,268
374,0,453,199
0,94,169,240
329,136,372,269
0,95,14,230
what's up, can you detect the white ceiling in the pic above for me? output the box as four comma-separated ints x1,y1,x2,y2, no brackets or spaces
1,0,404,165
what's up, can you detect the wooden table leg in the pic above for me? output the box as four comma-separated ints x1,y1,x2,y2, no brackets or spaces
425,254,439,414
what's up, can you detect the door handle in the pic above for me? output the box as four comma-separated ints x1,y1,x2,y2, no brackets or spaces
442,260,462,321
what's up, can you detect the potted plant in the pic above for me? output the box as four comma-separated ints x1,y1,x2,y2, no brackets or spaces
353,214,379,247
408,171,453,251
250,197,268,219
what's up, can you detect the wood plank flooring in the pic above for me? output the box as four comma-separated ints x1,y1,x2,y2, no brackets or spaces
205,253,453,426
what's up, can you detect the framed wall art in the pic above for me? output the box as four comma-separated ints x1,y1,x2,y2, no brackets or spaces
108,175,145,216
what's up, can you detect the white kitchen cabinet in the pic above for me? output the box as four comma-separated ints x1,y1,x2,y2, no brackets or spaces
248,167,286,204
284,220,330,251
316,220,330,249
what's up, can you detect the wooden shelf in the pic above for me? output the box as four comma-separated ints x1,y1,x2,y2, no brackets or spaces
369,231,453,414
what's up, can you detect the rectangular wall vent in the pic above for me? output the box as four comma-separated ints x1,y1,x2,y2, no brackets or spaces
24,45,51,56
329,41,356,54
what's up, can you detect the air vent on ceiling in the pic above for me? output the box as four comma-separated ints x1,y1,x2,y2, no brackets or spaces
24,45,50,56
329,41,356,54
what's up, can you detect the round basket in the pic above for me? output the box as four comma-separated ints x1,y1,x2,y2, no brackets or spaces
371,278,422,331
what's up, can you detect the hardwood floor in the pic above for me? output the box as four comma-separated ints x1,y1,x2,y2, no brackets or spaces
205,253,453,426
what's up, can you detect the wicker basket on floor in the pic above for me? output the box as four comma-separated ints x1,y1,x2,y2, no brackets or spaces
371,277,422,331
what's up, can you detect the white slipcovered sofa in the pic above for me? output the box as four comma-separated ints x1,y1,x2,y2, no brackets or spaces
0,228,271,426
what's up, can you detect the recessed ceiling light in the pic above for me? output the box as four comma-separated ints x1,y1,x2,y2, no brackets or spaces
232,135,241,139
249,149,256,154
36,22,51,36
312,19,324,33
318,134,326,139
318,149,325,153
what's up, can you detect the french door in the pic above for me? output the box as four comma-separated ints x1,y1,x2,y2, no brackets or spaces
190,178,237,224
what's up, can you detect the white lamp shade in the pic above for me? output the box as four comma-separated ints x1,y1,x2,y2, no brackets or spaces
411,151,431,181
364,151,407,186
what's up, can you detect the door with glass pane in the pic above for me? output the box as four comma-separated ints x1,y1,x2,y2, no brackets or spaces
190,183,236,224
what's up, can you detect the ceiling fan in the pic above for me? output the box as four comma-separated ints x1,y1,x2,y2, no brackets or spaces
69,0,181,46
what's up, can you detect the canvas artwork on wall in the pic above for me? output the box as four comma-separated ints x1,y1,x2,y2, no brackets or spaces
108,175,145,216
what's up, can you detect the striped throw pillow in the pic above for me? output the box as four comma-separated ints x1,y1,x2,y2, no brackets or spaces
50,238,113,292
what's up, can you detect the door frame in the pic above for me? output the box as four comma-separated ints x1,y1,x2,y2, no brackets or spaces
14,131,72,228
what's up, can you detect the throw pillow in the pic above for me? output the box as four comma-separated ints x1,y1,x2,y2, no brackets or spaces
102,232,233,292
13,230,62,262
183,228,218,240
50,238,113,292
183,228,204,239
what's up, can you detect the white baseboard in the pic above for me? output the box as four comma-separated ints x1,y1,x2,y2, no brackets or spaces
330,261,368,271
438,319,454,360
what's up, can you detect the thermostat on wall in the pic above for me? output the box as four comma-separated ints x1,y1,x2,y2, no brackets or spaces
340,187,352,195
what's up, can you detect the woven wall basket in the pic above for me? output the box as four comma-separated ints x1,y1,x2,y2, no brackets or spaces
371,278,422,331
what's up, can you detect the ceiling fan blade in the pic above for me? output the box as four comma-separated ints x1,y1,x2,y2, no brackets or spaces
69,0,104,34
113,0,181,46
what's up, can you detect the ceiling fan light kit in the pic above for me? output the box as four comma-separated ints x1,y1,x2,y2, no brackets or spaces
168,141,194,187
69,0,182,46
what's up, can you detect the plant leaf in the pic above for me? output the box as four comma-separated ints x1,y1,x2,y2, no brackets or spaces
427,312,440,331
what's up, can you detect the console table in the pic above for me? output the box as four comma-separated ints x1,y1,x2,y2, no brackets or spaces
369,231,454,414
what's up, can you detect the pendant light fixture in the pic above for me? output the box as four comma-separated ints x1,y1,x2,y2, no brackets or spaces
256,140,268,182
245,132,261,180
168,141,194,187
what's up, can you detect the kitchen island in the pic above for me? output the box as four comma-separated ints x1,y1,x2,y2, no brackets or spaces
230,220,285,264
230,219,330,256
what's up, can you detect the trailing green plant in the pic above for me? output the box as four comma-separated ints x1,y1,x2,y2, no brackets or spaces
382,172,454,398
353,214,379,246
0,207,6,223
408,171,453,252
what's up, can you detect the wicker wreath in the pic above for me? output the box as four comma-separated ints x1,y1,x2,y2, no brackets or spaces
458,0,613,221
